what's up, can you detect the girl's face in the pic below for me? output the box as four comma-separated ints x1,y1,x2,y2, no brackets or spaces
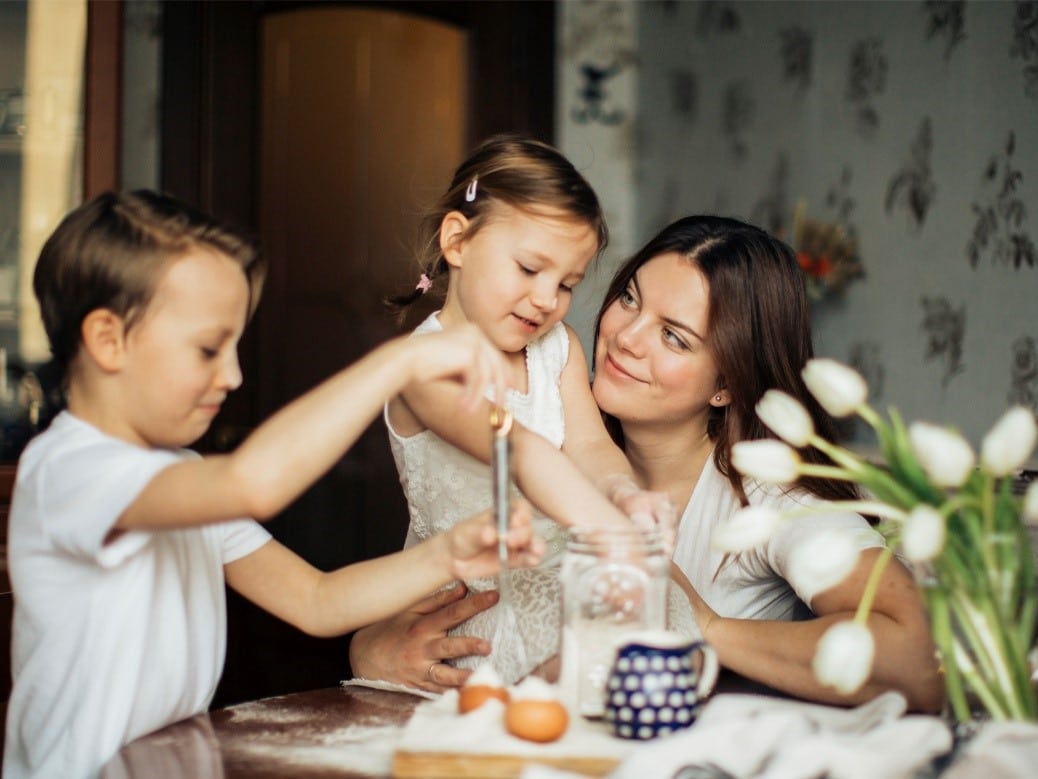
119,248,250,449
593,252,727,430
439,203,599,353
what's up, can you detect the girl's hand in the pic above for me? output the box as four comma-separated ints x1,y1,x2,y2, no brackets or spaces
601,473,677,551
409,323,509,412
445,500,545,580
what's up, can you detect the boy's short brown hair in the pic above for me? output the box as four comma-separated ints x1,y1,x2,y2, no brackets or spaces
33,190,265,376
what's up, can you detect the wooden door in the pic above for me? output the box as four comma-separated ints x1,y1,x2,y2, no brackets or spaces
255,5,466,551
218,6,469,705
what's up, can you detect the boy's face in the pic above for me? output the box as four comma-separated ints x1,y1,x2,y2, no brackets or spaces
120,248,250,449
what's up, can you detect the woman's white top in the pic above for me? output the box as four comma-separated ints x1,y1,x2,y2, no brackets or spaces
672,454,886,621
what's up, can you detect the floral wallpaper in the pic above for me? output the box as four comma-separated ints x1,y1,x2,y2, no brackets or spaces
559,0,1037,452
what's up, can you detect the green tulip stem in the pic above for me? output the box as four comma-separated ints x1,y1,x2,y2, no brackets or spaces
807,436,920,509
853,547,892,624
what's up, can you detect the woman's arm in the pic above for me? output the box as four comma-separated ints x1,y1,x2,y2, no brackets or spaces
673,550,944,712
226,503,543,638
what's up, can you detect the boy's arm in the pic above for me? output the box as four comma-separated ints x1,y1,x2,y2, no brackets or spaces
225,504,542,637
116,326,505,531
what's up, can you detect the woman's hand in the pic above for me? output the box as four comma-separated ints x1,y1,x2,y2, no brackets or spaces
348,584,500,693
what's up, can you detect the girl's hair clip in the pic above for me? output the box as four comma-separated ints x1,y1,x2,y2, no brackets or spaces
465,177,479,203
415,273,433,294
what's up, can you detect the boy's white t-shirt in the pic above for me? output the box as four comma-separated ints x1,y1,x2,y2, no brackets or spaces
3,411,271,779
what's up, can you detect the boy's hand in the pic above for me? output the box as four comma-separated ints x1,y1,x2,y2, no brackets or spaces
409,323,509,412
446,500,544,580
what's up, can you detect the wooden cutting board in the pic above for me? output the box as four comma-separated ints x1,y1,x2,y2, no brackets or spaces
392,749,620,777
391,692,633,777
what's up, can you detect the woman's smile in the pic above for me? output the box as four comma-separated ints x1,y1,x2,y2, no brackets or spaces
601,352,644,383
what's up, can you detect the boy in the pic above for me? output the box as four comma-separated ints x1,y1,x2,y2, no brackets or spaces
4,190,541,778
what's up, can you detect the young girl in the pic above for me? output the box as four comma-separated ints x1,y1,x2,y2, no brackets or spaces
4,190,543,779
365,135,679,687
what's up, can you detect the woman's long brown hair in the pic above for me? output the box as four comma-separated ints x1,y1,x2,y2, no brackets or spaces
593,215,860,506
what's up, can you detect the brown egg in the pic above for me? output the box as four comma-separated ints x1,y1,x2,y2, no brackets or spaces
458,684,509,713
504,698,569,743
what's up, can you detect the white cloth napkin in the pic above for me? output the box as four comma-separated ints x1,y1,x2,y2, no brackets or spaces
340,677,440,700
940,720,1038,779
522,691,952,779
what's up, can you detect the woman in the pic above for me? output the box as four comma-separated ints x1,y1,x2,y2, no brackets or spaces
350,215,943,712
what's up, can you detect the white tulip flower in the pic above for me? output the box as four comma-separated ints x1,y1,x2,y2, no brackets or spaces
711,506,783,552
802,359,869,418
756,390,814,447
813,621,875,694
980,406,1038,477
1024,482,1038,526
732,440,801,483
908,422,976,488
901,505,946,562
788,529,862,593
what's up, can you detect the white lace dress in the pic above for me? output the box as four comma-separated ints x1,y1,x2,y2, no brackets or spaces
385,313,571,683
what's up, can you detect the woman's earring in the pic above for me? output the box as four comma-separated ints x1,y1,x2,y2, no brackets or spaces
714,394,723,403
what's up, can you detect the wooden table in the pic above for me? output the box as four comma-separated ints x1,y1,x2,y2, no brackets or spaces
99,675,964,779
100,673,784,779
100,686,418,779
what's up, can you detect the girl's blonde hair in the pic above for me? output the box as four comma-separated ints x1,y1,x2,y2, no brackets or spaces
387,134,607,313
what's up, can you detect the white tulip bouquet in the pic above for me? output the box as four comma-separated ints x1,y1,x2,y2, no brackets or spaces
718,358,1038,723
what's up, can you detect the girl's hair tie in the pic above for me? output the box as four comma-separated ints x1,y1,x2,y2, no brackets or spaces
415,273,433,294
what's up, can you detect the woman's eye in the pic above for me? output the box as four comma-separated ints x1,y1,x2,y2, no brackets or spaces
663,328,688,350
200,347,219,359
619,289,636,307
560,283,574,294
518,264,537,276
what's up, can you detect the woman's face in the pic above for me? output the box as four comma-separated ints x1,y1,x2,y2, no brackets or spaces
593,252,726,429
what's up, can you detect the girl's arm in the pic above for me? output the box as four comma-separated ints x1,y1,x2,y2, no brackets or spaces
226,503,543,637
390,325,671,532
674,549,944,713
557,327,674,528
116,325,506,531
391,343,631,532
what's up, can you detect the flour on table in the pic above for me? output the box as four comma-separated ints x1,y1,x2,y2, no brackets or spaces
221,696,407,776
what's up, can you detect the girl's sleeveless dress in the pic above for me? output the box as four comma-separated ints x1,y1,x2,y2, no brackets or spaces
385,312,570,683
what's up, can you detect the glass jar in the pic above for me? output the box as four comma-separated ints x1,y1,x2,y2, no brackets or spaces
558,526,668,718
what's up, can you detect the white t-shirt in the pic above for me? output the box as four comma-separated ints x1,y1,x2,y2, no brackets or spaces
3,412,271,779
672,454,885,621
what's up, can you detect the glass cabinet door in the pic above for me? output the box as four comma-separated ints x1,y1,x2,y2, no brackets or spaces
0,0,85,458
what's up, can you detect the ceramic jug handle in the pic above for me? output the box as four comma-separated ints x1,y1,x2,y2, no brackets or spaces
691,641,720,699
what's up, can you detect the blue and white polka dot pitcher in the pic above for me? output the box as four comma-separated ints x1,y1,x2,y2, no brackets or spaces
604,629,719,740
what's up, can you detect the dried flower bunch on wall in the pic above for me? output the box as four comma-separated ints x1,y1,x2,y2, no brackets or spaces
791,201,865,301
